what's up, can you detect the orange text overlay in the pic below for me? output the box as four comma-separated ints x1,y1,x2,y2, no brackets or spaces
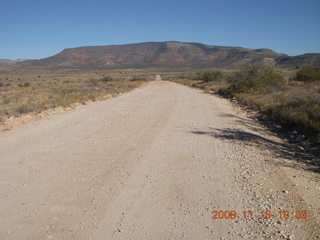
211,210,308,220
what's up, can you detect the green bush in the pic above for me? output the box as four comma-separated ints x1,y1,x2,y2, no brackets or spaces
226,64,284,94
198,70,224,82
295,66,320,82
100,76,114,82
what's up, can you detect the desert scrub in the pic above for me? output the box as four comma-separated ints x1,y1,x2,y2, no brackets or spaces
197,70,224,82
131,76,148,81
0,72,143,121
223,70,320,143
18,82,30,87
16,103,40,114
177,65,320,144
295,65,320,82
225,64,284,94
100,76,115,82
264,91,320,139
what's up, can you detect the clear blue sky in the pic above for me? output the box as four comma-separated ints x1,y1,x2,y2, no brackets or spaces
1,0,319,59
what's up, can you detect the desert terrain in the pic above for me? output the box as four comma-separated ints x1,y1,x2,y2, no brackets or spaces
0,80,319,239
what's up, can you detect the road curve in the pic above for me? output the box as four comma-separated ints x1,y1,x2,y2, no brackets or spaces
0,81,319,239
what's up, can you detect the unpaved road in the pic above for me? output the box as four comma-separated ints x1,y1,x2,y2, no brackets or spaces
0,81,319,240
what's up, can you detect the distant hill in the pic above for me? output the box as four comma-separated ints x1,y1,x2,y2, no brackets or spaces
0,59,28,71
2,42,320,71
0,59,15,71
276,53,320,67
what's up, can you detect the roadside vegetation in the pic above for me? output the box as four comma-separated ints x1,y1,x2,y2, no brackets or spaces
174,65,320,145
2,66,320,146
0,70,151,125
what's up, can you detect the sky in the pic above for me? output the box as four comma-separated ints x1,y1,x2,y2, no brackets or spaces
0,0,320,59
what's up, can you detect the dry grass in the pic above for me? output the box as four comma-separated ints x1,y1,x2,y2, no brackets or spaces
0,70,154,122
233,83,320,133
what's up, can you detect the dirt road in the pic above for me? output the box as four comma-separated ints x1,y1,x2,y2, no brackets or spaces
0,81,319,239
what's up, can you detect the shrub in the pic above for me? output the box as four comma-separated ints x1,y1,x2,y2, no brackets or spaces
131,76,147,81
295,65,320,82
266,94,320,142
178,73,198,80
198,70,224,82
16,103,39,114
226,64,284,94
18,82,30,87
100,76,114,82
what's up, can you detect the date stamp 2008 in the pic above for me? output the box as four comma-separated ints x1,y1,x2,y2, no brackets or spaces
211,210,308,220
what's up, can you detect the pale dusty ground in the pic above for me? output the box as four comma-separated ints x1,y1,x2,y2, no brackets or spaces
0,81,319,240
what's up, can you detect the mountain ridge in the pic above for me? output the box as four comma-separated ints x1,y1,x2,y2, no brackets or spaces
2,41,320,71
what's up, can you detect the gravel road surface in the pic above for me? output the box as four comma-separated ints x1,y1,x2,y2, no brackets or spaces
0,81,319,239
